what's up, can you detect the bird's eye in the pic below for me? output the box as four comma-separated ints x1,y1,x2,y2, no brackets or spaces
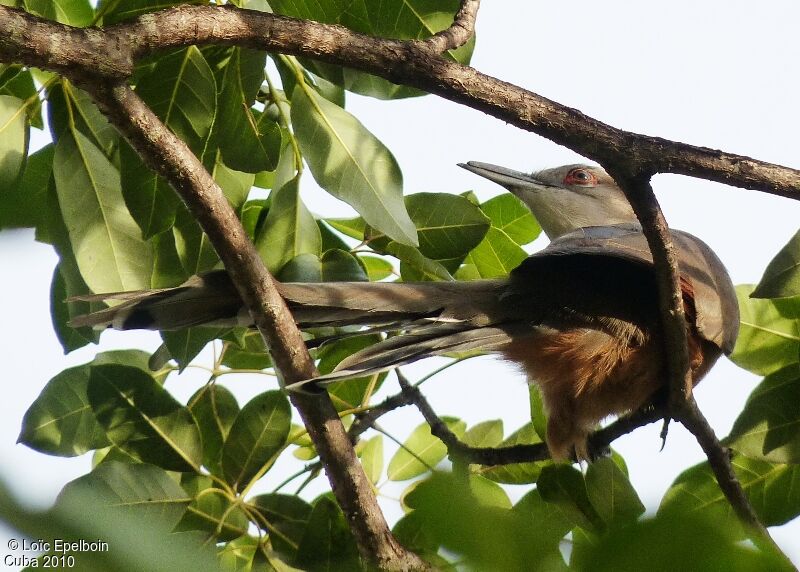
564,168,598,187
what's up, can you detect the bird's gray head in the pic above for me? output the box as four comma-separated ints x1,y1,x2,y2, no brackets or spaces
459,162,637,239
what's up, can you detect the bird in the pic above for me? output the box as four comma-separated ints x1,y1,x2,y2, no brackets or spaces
69,163,739,461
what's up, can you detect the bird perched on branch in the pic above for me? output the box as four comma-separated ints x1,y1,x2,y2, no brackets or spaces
70,163,739,461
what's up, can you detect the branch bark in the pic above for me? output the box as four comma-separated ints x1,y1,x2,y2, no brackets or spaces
75,80,428,571
1,4,798,198
392,371,664,465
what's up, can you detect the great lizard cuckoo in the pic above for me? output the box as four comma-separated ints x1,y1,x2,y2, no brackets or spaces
70,163,739,460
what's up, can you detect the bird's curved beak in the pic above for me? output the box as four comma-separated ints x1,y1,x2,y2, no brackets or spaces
458,161,553,194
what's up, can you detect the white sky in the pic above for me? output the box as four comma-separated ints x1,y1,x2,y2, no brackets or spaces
1,0,799,565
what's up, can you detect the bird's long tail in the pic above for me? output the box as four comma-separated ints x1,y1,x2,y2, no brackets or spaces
68,270,514,384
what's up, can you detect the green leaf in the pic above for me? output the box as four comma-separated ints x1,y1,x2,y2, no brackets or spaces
255,177,322,272
88,364,203,472
387,418,466,481
359,435,384,485
308,70,346,107
577,511,785,572
585,457,645,527
93,349,168,379
727,364,800,463
53,129,154,292
173,203,219,275
325,216,365,240
119,140,180,238
43,180,103,351
211,151,255,212
405,192,490,262
293,444,318,461
0,94,28,192
752,229,800,299
529,385,547,441
278,250,369,284
60,461,190,525
217,535,275,572
241,199,267,240
252,169,274,190
660,455,800,534
294,497,361,572
318,219,353,252
365,192,490,278
537,464,603,531
513,488,573,547
0,144,52,230
121,46,217,237
187,384,240,476
48,82,117,157
463,420,504,448
24,0,93,26
480,193,541,245
136,46,216,155
271,0,474,100
402,473,566,570
467,474,512,509
459,226,528,278
1,464,219,572
217,48,281,173
18,364,111,456
0,64,41,127
291,86,417,245
150,229,188,288
175,476,249,542
222,391,291,491
161,327,228,372
359,255,394,281
221,331,272,370
392,512,441,556
249,493,313,561
387,241,454,281
730,285,800,376
51,262,101,352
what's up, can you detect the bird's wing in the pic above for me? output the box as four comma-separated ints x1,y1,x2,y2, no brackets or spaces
516,223,739,354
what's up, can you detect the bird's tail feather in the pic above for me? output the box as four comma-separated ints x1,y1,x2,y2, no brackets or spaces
68,270,505,331
67,272,244,330
286,325,520,391
68,270,514,388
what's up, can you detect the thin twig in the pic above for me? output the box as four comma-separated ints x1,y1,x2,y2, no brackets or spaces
676,397,792,566
424,0,480,52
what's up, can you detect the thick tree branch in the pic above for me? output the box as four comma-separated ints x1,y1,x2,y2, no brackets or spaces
75,80,428,571
1,4,798,198
610,174,693,409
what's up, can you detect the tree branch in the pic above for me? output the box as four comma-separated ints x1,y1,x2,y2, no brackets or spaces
391,370,664,465
75,79,428,571
424,0,480,52
676,397,792,565
609,173,693,409
1,4,798,198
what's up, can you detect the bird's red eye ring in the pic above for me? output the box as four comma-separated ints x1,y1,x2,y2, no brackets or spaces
564,168,598,187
